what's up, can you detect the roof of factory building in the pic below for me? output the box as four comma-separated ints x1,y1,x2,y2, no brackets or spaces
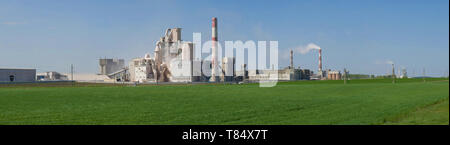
0,68,36,70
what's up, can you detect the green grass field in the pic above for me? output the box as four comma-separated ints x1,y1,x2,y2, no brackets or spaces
0,78,448,125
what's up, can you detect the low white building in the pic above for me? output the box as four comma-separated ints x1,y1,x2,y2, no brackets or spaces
61,73,111,82
36,71,68,81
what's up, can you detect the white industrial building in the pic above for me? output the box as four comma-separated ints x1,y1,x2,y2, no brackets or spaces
245,68,301,82
0,68,36,82
220,57,235,82
129,54,155,83
127,28,200,83
36,71,68,81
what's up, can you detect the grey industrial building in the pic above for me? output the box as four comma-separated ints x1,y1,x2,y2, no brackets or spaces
99,58,125,75
0,68,36,82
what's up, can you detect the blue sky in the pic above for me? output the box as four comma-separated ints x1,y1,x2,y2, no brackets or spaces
0,0,448,76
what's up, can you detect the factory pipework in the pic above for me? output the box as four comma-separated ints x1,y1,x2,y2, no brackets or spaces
210,17,218,82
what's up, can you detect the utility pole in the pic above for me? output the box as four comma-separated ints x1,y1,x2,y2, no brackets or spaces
423,68,426,83
71,64,74,86
392,63,395,84
156,66,159,85
343,68,347,84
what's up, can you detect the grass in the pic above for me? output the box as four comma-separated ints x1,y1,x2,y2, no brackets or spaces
383,99,449,125
0,78,448,125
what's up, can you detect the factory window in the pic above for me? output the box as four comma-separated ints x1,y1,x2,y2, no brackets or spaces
9,75,14,82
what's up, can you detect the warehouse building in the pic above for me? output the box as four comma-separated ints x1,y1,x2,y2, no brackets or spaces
0,68,36,82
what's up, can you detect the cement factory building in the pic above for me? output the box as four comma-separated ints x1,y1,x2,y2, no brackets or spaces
93,17,346,84
127,28,197,83
106,17,314,83
0,68,36,82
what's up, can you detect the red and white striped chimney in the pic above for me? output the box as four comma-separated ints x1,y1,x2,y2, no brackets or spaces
210,17,218,82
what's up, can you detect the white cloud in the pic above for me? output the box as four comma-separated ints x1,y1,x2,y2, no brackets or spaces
252,22,272,40
294,43,321,54
374,60,394,65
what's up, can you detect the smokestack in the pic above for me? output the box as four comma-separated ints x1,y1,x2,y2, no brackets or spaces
210,17,218,82
290,50,293,69
318,49,322,72
392,63,396,84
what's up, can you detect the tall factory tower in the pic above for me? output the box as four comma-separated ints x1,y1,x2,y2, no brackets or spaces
290,50,294,69
318,49,323,78
210,17,218,82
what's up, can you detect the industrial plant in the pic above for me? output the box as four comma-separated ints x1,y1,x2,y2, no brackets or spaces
1,17,358,84
87,17,346,84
